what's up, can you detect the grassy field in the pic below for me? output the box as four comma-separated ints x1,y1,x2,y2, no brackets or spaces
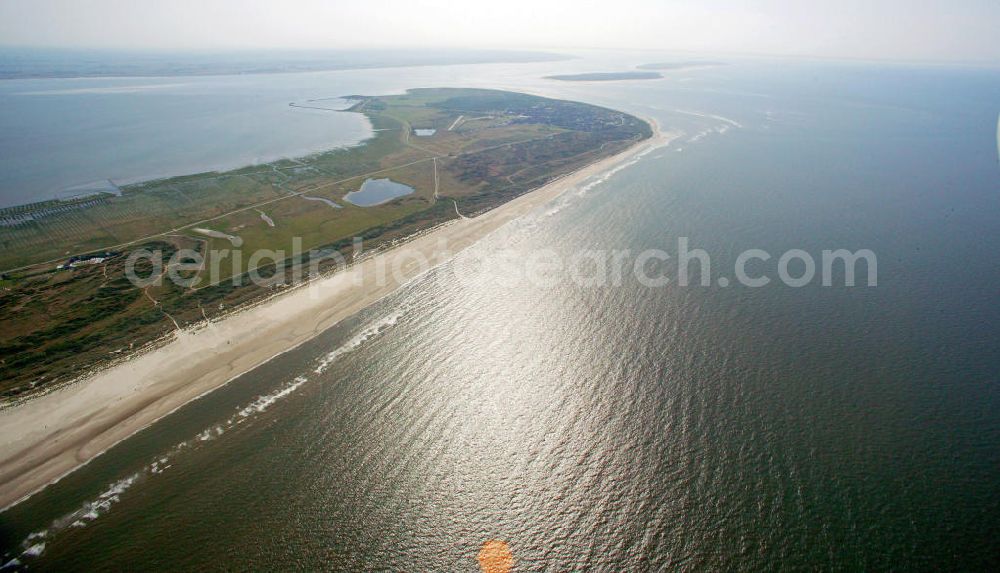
0,88,651,400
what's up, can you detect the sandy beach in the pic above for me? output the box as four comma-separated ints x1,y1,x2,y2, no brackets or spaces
0,121,672,511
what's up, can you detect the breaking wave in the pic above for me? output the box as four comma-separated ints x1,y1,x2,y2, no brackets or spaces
314,310,404,374
234,376,308,420
2,474,141,570
537,136,673,221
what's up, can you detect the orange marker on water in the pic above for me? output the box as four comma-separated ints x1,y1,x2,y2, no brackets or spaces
477,539,514,573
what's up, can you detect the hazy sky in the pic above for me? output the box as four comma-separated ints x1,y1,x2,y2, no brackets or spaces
1,0,998,63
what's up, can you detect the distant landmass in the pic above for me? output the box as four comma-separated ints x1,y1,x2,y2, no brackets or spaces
637,61,727,71
545,71,662,82
0,48,571,79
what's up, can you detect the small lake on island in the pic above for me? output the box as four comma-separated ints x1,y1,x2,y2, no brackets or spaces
343,177,415,206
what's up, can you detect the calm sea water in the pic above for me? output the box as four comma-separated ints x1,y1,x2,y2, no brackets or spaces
1,56,999,570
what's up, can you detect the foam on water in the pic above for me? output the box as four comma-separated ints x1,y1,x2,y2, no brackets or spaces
655,107,744,128
314,310,405,374
234,376,308,419
536,134,679,221
1,474,141,569
1,379,300,567
2,310,409,568
688,123,733,143
196,425,226,442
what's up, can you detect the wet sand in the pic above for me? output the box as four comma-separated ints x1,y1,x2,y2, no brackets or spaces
0,121,673,510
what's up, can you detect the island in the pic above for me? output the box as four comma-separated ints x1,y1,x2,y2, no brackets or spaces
0,88,653,402
545,71,662,81
0,88,668,511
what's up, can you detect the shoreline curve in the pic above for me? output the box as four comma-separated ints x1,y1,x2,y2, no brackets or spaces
0,117,675,511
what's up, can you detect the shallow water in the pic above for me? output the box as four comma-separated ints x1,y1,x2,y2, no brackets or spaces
0,53,632,207
1,56,999,570
0,78,373,207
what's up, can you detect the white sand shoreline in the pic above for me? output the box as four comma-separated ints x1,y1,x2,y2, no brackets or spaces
0,120,674,511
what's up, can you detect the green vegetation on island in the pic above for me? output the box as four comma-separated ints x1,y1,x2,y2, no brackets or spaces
0,88,651,400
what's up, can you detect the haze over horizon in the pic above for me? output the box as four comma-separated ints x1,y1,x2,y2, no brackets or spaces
1,0,999,65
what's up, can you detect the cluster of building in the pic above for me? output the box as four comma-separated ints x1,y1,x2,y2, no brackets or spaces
56,251,119,270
